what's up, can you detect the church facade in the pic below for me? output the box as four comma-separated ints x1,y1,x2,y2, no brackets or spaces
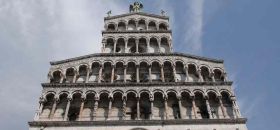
29,2,248,130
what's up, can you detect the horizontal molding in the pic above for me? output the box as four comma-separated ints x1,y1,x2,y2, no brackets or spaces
50,53,224,65
42,81,233,88
102,30,172,34
104,12,169,20
29,118,247,127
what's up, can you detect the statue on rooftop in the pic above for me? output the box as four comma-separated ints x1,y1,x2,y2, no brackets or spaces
129,1,143,12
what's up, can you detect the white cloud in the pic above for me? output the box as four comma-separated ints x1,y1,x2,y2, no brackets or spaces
0,0,126,129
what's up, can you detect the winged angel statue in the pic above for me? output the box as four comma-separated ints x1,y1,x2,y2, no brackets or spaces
129,1,143,12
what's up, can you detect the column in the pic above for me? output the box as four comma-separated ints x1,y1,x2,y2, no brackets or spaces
34,99,45,120
73,71,77,83
231,97,241,118
124,40,128,53
122,98,126,120
164,97,169,120
150,97,154,120
197,69,203,82
111,65,115,83
136,39,139,53
107,98,112,120
158,39,161,53
136,65,140,83
205,97,212,119
218,96,227,118
63,98,72,121
172,65,177,82
78,98,85,121
184,66,189,82
223,72,228,82
177,96,183,119
113,40,117,53
93,98,99,121
85,67,90,83
191,96,197,119
210,72,215,82
124,65,127,83
49,98,57,119
169,39,173,52
147,40,150,53
59,73,64,83
137,98,140,120
98,66,103,83
160,65,165,82
148,65,152,82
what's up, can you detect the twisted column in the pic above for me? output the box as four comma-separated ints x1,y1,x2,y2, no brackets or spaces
49,97,58,119
78,97,85,121
124,65,127,83
184,66,189,82
191,96,197,119
177,96,183,119
160,64,165,82
111,65,115,83
85,66,90,83
205,96,212,119
98,66,103,83
218,96,228,118
231,96,241,118
136,65,140,82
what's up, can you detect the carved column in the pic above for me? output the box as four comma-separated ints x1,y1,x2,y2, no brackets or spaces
184,66,189,82
177,96,183,119
172,65,177,82
197,69,203,82
160,64,165,82
63,97,72,121
164,97,169,120
137,97,140,120
191,96,197,119
150,96,154,120
205,97,212,119
49,98,58,119
111,65,115,83
73,70,77,83
158,38,161,53
98,66,103,83
85,66,90,83
147,40,150,53
218,96,227,118
148,65,152,82
124,65,127,83
136,65,140,83
93,98,99,121
78,97,85,121
231,96,241,118
122,97,126,120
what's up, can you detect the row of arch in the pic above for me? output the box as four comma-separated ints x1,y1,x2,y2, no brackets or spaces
36,89,241,121
102,36,172,53
106,19,169,31
49,61,226,84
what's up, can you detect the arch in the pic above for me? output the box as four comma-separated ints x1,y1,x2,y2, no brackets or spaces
151,61,161,82
166,89,178,96
99,90,110,96
116,37,126,53
77,65,87,83
148,21,157,30
213,68,225,82
160,37,170,53
138,19,146,30
85,90,97,97
188,63,199,82
51,70,63,83
159,22,168,30
112,90,124,96
107,23,116,31
89,61,101,83
149,37,159,53
175,61,186,82
128,19,137,30
139,61,149,82
152,89,165,96
206,89,219,97
104,38,115,53
117,21,126,31
200,66,212,82
163,61,174,82
43,92,56,100
127,37,137,53
139,89,151,96
138,37,147,53
127,62,137,82
220,89,233,97
125,90,138,97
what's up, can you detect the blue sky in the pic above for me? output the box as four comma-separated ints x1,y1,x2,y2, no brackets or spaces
0,0,279,129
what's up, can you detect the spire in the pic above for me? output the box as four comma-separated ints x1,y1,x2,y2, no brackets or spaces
129,1,143,12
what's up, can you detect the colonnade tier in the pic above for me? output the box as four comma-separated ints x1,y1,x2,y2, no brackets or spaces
49,60,227,84
102,35,172,53
105,18,169,31
35,89,242,121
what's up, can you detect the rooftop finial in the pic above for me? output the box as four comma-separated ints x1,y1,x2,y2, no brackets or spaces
129,1,143,13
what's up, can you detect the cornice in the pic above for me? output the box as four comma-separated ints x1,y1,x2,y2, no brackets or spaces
50,53,224,65
29,118,247,127
104,12,169,20
102,30,172,34
41,81,233,88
